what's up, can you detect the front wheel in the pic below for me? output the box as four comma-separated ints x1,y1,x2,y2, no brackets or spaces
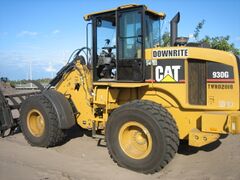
20,95,66,147
106,100,179,174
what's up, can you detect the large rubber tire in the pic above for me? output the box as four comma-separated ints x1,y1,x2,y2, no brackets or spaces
106,100,179,174
20,94,66,147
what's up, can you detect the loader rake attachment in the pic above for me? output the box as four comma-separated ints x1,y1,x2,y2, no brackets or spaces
0,90,37,137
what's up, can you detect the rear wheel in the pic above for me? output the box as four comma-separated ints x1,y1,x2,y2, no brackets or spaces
20,95,66,147
106,100,179,174
118,121,153,160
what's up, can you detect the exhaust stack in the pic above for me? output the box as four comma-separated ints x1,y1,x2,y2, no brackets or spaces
170,12,180,46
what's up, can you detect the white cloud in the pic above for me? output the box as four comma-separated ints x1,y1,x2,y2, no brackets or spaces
18,30,38,37
0,50,70,79
188,34,194,39
236,36,240,41
52,29,60,34
44,63,57,72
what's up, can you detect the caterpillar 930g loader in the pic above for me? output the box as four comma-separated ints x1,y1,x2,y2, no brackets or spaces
1,4,240,174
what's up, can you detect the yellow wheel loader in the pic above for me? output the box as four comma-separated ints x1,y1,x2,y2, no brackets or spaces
1,4,240,174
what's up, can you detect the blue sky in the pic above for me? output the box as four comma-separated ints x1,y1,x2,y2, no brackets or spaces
0,0,239,80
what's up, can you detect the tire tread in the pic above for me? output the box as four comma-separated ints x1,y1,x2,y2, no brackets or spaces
106,100,179,174
20,95,66,147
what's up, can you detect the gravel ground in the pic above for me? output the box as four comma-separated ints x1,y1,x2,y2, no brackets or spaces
0,127,240,180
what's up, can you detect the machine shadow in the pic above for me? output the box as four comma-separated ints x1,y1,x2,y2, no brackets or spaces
55,125,92,146
178,139,222,155
65,125,107,147
66,125,92,139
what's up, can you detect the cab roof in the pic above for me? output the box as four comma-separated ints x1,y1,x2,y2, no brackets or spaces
84,4,166,21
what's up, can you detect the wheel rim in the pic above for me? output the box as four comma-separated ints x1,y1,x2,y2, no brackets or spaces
27,109,45,137
118,121,152,159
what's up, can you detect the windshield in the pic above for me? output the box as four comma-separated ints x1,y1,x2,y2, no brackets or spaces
97,18,116,55
145,14,161,49
118,10,142,59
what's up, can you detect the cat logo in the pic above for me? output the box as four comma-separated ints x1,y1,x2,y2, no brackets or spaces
155,65,182,82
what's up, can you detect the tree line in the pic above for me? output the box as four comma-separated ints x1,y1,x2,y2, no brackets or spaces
161,19,240,55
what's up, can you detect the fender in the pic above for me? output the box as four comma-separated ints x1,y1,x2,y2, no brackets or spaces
42,89,75,129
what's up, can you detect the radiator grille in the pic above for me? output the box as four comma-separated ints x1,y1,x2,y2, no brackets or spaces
188,59,206,105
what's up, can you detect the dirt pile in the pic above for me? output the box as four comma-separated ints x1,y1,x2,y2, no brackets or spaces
0,82,15,94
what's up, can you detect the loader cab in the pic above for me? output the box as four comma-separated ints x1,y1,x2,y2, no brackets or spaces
84,5,165,82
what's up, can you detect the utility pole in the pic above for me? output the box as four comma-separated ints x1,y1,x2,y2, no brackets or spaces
29,61,32,88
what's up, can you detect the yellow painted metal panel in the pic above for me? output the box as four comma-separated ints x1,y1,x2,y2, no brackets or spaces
93,82,149,88
145,47,239,111
145,47,236,66
201,113,228,134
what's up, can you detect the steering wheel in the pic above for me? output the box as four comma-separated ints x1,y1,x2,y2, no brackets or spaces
102,45,116,53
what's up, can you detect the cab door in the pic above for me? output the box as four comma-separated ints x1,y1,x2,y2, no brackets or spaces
116,7,145,81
